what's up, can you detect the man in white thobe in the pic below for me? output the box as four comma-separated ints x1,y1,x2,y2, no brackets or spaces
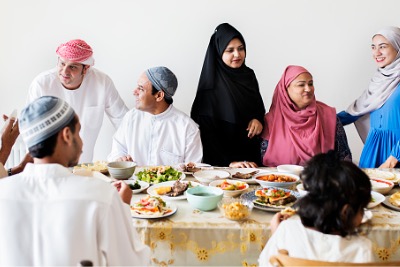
27,39,128,163
107,66,203,166
0,96,150,266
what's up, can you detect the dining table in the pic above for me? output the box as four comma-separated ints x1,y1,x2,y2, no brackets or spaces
125,167,400,266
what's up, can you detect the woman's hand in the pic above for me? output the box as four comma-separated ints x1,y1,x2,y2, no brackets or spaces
229,161,258,168
379,155,398,168
247,119,263,138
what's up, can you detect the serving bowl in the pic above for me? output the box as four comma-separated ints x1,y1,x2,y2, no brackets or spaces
218,197,253,221
124,179,149,194
370,178,394,195
209,179,249,197
254,172,300,189
193,170,230,185
277,164,304,176
107,161,137,180
296,183,308,197
368,191,385,209
186,186,223,211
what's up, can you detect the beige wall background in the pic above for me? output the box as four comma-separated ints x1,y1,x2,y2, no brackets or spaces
1,0,399,164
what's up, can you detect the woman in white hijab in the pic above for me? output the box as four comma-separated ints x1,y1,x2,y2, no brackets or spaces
338,26,400,168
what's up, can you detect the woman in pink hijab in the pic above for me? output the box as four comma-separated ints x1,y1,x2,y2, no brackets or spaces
261,65,351,166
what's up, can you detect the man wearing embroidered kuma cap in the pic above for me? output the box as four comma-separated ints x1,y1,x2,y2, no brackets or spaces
27,39,128,163
108,66,203,165
0,96,150,266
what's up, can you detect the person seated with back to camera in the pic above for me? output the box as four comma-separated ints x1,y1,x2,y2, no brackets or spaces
0,96,150,266
107,66,203,166
230,65,351,168
258,151,373,266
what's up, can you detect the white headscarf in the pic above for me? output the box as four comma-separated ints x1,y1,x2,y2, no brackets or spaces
346,26,400,142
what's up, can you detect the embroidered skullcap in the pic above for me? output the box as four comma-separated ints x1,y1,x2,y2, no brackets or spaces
145,66,178,99
19,96,76,149
56,39,95,66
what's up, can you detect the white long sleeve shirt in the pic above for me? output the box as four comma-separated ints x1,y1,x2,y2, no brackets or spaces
108,105,203,166
0,163,150,266
27,68,128,163
258,218,373,266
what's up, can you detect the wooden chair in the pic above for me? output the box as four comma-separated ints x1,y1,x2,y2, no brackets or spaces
269,249,400,267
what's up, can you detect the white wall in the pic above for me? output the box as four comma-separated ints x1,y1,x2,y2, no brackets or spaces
1,0,399,163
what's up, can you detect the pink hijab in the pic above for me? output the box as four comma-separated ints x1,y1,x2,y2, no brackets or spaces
262,65,336,166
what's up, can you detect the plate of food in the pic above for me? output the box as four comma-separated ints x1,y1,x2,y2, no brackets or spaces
124,180,150,194
73,161,109,174
363,168,400,184
175,162,212,174
226,168,269,184
240,187,300,212
382,191,400,212
147,180,203,200
130,195,177,218
135,165,185,184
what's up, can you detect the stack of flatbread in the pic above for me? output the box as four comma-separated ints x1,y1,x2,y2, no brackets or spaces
389,192,400,207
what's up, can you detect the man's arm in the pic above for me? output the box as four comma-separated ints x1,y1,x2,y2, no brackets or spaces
184,127,203,163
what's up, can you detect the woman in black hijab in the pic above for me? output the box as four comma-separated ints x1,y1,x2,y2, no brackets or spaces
191,23,265,167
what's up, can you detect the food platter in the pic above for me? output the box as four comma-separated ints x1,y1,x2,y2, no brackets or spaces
175,162,212,174
73,161,108,174
363,168,400,184
131,202,177,219
147,180,203,200
382,196,400,212
134,166,186,184
226,168,270,184
240,187,300,212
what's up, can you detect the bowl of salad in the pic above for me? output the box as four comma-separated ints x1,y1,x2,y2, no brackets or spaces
135,165,184,184
209,179,249,197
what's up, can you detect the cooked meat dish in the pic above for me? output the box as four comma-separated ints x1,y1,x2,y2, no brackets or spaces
167,180,188,197
231,170,259,179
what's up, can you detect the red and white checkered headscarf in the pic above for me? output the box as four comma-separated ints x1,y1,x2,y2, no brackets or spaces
56,39,95,66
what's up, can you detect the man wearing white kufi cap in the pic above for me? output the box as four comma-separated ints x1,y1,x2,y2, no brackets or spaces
27,39,128,163
0,96,150,266
108,66,203,165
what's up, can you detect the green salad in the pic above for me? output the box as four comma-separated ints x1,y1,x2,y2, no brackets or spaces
136,166,182,184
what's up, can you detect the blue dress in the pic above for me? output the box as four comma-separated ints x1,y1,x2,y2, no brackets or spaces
338,84,400,167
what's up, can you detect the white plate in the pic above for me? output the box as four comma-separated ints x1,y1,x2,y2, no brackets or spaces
226,168,270,184
362,210,373,224
147,180,203,200
363,168,400,184
175,163,212,174
368,191,385,209
124,180,150,194
131,202,177,219
382,196,400,212
240,187,300,212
